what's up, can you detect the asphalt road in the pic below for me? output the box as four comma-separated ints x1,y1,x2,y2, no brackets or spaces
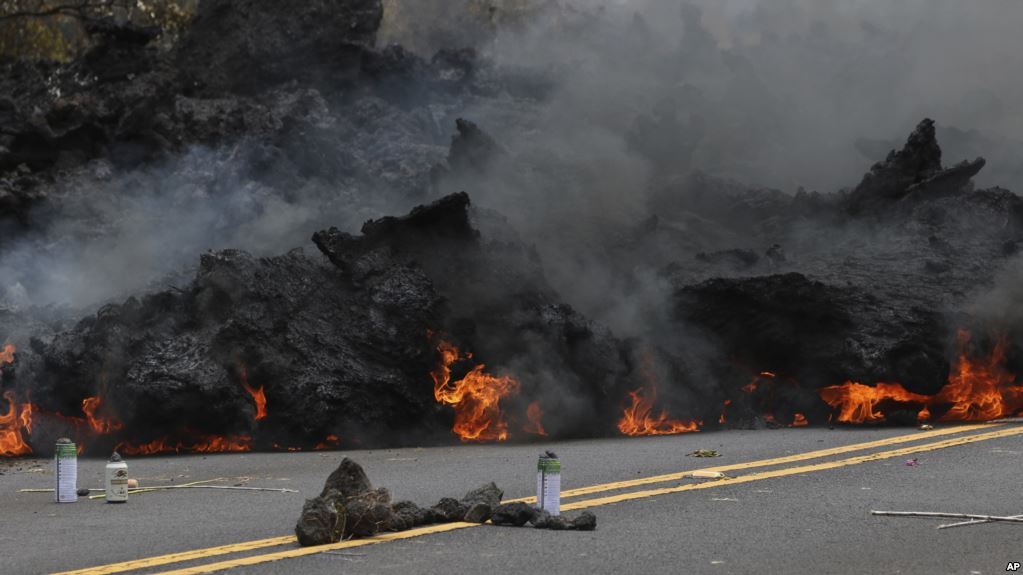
1,424,1021,575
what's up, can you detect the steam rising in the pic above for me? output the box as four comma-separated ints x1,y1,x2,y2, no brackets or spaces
4,0,1023,336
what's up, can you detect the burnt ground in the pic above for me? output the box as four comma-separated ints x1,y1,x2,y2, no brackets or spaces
2,1,1023,454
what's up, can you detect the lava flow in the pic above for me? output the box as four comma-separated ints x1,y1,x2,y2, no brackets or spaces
237,364,267,421
819,330,1023,423
934,330,1023,421
431,339,521,442
314,434,341,450
818,382,931,424
618,385,699,436
115,434,252,456
0,391,33,457
81,395,123,434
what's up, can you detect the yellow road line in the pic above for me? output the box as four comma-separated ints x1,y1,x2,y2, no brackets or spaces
510,423,995,503
146,523,478,575
561,425,1023,510
50,537,298,575
53,424,996,575
141,425,1023,575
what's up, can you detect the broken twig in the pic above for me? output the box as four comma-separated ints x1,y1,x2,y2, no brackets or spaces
938,513,1023,530
88,477,225,499
126,485,298,494
872,511,1023,525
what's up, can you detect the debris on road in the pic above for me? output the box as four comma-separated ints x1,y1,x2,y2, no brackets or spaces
919,424,935,430
905,458,920,466
490,502,536,527
872,510,1023,527
688,450,721,458
939,513,1023,530
530,509,597,531
295,457,597,547
88,477,222,499
688,470,727,479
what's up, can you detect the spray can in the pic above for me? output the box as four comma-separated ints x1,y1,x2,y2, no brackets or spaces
105,451,128,503
536,450,561,516
54,438,78,503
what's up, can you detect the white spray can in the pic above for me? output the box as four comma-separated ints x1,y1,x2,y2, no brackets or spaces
54,438,78,503
536,450,561,516
105,451,128,503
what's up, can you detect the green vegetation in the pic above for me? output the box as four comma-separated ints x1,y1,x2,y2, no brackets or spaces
0,0,196,61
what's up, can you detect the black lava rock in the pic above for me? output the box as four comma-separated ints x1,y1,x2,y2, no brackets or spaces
490,502,537,527
321,457,372,498
295,489,347,547
430,497,469,522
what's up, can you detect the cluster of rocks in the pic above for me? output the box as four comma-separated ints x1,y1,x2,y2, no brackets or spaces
295,457,596,546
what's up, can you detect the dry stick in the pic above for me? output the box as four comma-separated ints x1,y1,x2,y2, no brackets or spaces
938,514,1023,530
872,511,1023,525
122,485,298,494
88,477,225,499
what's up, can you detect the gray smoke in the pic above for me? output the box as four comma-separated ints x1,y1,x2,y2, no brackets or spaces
5,0,1023,332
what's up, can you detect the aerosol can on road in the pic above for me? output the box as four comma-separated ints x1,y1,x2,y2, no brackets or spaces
105,451,128,503
54,438,78,503
536,450,561,515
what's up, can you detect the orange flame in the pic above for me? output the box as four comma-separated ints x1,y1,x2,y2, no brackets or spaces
917,405,931,421
0,391,33,456
115,434,252,456
314,434,340,450
523,401,547,436
819,330,1023,424
818,381,931,424
618,385,699,436
0,343,14,365
237,365,267,421
935,330,1023,421
82,396,123,434
431,339,520,442
791,413,808,427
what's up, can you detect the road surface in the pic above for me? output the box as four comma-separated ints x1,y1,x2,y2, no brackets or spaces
1,423,1021,574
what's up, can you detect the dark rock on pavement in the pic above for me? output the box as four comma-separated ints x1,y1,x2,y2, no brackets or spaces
530,510,597,531
430,497,469,523
460,482,503,522
391,500,431,530
463,503,493,524
321,457,373,498
491,502,538,527
344,487,394,537
462,481,503,509
295,489,347,547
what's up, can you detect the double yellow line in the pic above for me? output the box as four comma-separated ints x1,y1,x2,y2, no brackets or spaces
55,423,1020,575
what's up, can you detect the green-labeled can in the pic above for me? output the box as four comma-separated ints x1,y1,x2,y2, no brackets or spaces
54,438,78,503
536,450,561,515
